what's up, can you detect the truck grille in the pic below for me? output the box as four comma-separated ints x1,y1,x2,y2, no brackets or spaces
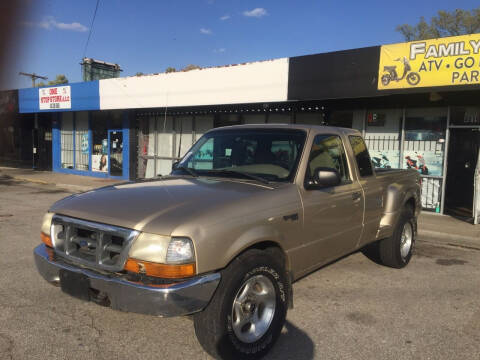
51,215,139,272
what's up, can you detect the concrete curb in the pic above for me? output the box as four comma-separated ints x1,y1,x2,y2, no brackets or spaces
1,174,95,193
54,183,94,192
9,177,50,185
418,230,480,250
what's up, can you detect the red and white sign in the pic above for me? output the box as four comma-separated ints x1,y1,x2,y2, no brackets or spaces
39,86,71,110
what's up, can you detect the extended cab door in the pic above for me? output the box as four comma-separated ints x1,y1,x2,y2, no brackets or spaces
295,133,364,276
347,135,385,247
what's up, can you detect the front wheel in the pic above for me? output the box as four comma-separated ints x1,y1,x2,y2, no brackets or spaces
194,249,288,359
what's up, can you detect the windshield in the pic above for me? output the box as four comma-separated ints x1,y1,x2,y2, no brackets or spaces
172,128,307,182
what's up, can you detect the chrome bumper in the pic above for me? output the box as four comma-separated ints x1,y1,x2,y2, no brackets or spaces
34,244,221,317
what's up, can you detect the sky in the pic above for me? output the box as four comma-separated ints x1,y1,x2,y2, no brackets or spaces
4,0,480,90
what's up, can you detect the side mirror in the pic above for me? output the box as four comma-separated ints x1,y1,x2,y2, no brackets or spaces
172,161,179,171
307,167,341,189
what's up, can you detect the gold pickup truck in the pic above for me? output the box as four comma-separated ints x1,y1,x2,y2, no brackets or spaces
34,124,421,359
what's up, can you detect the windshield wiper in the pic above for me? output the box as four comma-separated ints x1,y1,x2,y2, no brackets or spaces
176,166,198,177
205,169,270,184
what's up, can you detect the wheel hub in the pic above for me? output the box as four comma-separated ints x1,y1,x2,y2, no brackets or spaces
242,301,256,314
400,222,413,260
231,274,276,343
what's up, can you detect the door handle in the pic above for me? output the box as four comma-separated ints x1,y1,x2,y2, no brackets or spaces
352,192,362,201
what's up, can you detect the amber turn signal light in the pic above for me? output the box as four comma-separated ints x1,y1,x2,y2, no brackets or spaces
124,258,196,279
41,232,53,248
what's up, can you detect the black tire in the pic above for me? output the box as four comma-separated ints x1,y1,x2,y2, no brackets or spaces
381,74,391,86
194,248,288,359
407,72,421,86
378,206,416,268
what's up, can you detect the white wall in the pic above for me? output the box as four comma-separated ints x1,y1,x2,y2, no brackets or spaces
99,59,289,110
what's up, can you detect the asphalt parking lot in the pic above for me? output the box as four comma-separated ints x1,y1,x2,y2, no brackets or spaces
1,178,479,360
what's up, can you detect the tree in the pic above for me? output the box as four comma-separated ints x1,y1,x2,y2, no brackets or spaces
135,72,144,76
48,74,68,85
165,67,176,73
35,74,68,87
396,7,480,41
181,64,201,72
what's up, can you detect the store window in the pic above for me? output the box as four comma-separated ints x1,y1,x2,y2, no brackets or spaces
57,110,127,178
243,114,266,124
91,111,108,173
74,112,89,171
157,116,174,176
175,116,193,158
295,112,323,125
404,108,446,176
450,106,480,126
404,107,447,212
138,115,173,178
268,113,291,124
60,113,74,169
327,110,364,131
137,114,214,178
365,109,402,169
195,115,214,140
214,114,241,128
328,111,353,128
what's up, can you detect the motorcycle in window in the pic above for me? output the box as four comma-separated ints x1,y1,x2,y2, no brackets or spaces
381,57,421,86
405,155,429,175
372,154,392,169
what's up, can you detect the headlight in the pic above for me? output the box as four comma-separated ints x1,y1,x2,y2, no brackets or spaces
128,233,171,263
40,213,54,247
41,212,54,236
125,233,196,278
129,233,195,265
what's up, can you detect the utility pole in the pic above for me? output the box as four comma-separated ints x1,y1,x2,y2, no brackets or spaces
18,72,48,170
18,72,48,87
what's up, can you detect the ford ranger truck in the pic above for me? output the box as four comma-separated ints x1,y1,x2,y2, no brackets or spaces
34,124,421,359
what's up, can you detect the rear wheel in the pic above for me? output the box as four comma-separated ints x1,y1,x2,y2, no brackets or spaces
194,249,288,359
378,206,416,268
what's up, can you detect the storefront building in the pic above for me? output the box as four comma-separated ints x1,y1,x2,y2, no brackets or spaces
14,33,480,222
18,82,132,180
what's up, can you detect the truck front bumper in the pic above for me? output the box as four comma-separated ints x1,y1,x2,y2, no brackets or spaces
34,244,221,317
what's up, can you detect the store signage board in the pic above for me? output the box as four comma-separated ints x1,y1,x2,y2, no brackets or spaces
378,34,480,90
451,107,480,126
39,86,71,110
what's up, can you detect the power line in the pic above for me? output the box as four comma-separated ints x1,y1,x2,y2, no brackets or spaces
82,0,100,59
19,72,48,87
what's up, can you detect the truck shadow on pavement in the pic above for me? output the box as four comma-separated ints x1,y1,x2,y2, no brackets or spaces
265,321,315,360
0,175,18,186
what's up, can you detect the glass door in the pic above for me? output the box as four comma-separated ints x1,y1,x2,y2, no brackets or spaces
108,130,123,177
445,128,480,218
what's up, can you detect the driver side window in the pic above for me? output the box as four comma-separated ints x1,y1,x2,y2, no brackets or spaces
306,134,350,186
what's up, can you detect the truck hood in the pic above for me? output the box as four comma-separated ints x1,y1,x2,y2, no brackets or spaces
50,176,277,235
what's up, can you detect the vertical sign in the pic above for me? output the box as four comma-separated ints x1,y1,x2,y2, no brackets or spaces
39,86,71,110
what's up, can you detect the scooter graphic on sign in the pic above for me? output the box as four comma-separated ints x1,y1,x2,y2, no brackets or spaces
381,57,421,86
